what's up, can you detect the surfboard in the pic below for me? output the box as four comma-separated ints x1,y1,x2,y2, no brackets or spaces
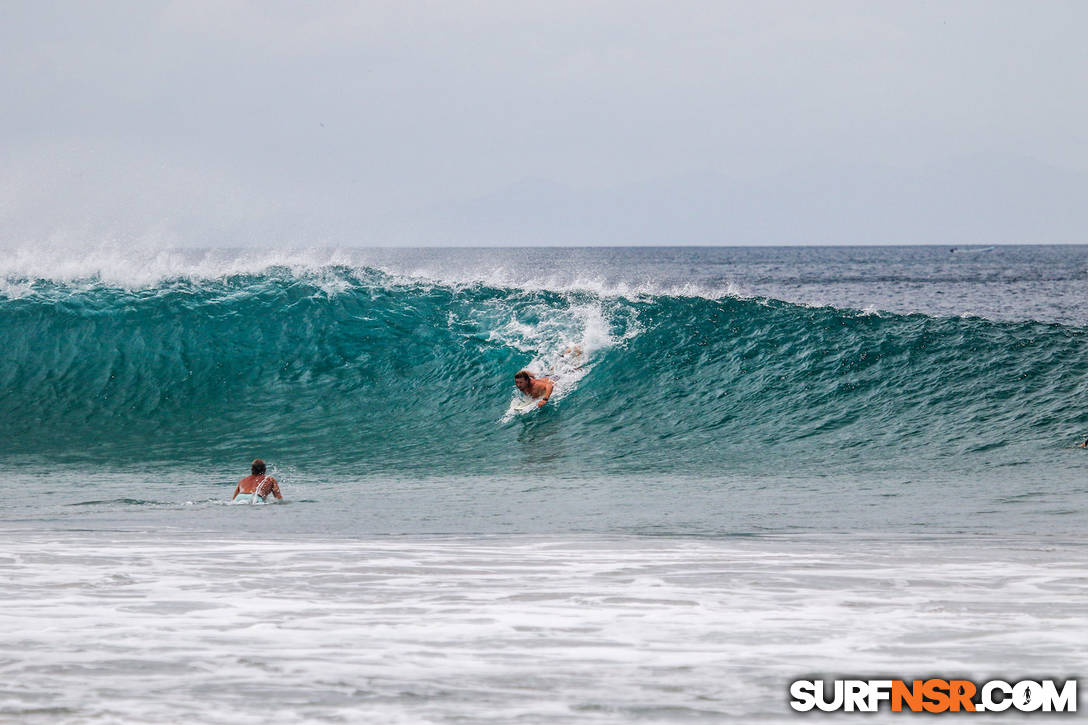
510,395,539,414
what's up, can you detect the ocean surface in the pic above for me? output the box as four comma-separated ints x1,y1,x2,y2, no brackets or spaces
2,245,1086,722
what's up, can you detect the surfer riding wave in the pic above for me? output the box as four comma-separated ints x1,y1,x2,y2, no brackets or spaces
514,370,553,408
512,346,583,409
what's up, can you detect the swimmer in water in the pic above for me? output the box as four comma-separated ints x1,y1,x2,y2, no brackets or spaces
232,459,283,503
514,370,554,408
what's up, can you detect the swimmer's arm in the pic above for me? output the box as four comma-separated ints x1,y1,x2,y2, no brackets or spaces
537,379,555,407
231,483,240,501
270,478,283,500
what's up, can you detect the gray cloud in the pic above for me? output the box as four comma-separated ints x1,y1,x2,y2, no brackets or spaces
2,1,1086,245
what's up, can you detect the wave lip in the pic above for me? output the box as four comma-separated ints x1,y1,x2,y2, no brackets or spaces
0,244,748,301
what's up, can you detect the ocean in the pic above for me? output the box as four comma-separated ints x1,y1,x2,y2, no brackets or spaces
1,245,1086,722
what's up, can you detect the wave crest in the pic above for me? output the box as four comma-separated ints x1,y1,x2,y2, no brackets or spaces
1,273,1085,475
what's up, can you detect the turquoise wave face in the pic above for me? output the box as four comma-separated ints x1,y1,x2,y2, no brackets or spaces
2,268,1087,477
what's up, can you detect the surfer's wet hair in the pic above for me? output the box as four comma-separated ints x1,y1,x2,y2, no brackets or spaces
514,370,532,382
251,459,266,475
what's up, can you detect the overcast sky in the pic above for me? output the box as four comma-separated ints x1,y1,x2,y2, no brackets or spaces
2,1,1086,246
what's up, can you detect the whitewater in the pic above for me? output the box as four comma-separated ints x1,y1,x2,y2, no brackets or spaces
2,245,1086,723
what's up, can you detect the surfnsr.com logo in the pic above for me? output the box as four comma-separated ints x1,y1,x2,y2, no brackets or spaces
789,679,1077,713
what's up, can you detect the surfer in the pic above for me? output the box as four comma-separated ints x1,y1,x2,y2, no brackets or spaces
514,370,554,408
232,459,283,503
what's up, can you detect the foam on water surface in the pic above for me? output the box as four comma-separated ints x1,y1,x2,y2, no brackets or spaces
1,531,1084,723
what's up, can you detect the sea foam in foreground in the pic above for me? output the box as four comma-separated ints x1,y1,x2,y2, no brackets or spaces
1,245,1086,722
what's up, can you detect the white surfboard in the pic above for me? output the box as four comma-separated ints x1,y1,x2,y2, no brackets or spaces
508,395,539,415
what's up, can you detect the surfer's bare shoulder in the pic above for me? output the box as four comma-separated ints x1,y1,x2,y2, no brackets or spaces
257,475,281,499
536,377,555,407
